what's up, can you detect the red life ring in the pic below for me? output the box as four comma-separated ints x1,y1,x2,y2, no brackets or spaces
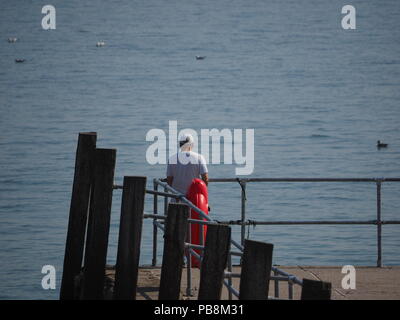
186,178,208,267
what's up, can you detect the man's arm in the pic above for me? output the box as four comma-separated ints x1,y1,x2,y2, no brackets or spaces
199,154,209,186
201,173,209,186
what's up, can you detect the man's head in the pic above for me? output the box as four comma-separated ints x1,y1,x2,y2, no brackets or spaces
179,133,194,151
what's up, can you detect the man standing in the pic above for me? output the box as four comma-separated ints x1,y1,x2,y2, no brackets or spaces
166,133,208,196
167,133,209,267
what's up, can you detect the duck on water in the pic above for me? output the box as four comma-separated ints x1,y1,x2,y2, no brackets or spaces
377,140,388,149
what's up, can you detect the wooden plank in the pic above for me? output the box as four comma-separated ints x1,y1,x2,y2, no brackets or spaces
301,278,332,300
60,132,97,300
158,203,189,300
81,148,116,300
198,224,231,300
113,176,147,300
239,239,274,300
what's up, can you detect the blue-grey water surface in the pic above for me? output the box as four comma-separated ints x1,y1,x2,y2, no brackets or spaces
0,0,399,299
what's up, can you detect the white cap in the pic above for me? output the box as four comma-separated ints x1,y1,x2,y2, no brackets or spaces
179,133,194,148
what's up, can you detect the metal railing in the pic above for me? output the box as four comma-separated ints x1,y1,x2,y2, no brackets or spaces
206,177,400,268
147,178,303,300
114,176,400,299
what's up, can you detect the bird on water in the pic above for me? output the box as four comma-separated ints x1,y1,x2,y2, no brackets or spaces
377,140,388,149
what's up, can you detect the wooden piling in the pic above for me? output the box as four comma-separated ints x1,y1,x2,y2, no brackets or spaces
158,203,189,300
113,176,147,300
301,278,332,300
239,239,274,300
60,132,97,300
198,224,231,300
81,148,116,300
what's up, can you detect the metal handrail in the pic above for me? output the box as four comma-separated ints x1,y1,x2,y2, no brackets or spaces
205,177,400,268
153,180,246,251
152,177,400,298
149,178,303,299
114,176,400,299
148,177,400,298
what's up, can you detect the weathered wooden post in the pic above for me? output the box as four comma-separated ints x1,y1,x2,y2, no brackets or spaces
239,239,274,300
198,224,231,300
113,176,147,300
81,148,116,300
301,279,332,300
158,203,189,300
60,132,97,300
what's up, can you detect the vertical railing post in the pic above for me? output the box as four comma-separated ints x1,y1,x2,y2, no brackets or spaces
240,181,247,247
274,270,279,298
227,248,233,300
113,176,147,300
186,221,192,297
288,279,294,300
152,179,158,267
164,185,168,215
60,132,97,300
377,180,382,267
199,216,204,262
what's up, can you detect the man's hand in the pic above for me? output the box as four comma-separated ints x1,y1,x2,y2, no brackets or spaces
167,176,173,186
201,173,209,186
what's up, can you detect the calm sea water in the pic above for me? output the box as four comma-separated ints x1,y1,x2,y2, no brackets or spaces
1,0,399,299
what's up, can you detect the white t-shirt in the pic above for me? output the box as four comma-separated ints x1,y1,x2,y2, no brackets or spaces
166,151,208,195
